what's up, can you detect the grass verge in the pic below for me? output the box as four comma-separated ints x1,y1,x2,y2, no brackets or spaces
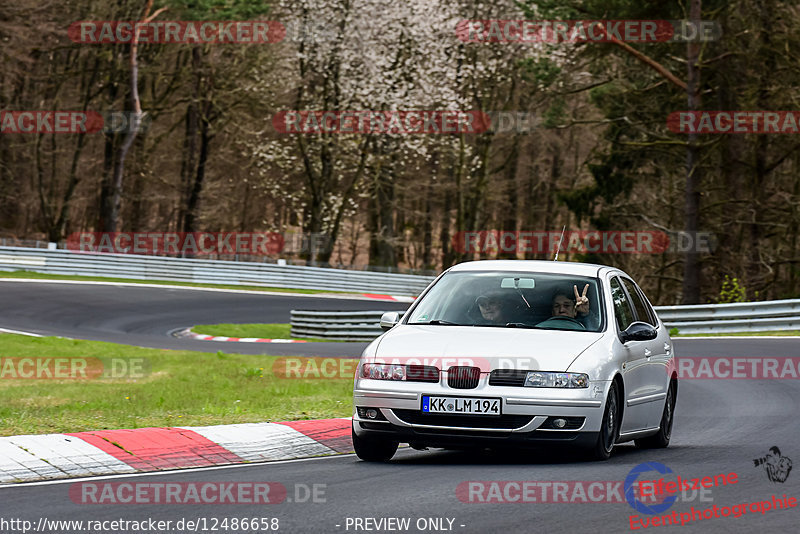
191,323,333,343
0,270,355,295
0,334,355,436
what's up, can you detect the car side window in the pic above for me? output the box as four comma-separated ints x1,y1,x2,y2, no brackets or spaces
621,277,657,327
610,277,635,331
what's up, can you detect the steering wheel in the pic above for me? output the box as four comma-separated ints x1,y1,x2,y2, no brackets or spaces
536,316,586,331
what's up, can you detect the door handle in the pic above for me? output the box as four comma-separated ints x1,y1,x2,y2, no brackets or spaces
644,348,652,357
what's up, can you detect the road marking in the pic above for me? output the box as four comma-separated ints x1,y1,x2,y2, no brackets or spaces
0,327,42,337
0,278,415,302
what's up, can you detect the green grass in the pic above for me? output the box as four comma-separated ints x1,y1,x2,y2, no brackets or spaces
191,323,333,343
0,334,356,436
674,330,800,337
0,270,353,295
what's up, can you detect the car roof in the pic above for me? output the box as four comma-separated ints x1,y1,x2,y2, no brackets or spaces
446,259,610,278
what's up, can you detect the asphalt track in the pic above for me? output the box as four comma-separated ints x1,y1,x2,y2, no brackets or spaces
0,280,408,357
1,279,800,533
2,375,799,534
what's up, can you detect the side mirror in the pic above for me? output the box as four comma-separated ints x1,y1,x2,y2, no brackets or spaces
620,321,658,343
380,311,401,331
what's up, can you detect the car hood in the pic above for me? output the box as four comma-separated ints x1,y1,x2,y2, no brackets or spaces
371,325,604,372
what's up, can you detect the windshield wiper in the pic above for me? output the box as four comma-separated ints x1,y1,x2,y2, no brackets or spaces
504,322,539,329
408,319,463,326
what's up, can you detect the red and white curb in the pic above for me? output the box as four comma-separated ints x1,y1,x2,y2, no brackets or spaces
0,418,353,484
177,328,309,343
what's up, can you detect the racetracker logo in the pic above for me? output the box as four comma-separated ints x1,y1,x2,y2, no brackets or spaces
273,111,491,134
456,20,720,43
667,111,800,134
452,230,715,255
0,357,149,379
68,21,285,43
273,357,359,379
70,482,288,504
67,232,285,256
0,111,150,134
456,480,710,504
672,357,800,379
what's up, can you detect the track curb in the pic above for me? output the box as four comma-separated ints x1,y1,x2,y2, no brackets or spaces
0,418,353,485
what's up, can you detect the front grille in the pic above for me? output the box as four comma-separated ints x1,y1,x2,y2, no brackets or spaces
488,369,528,387
447,366,481,389
392,410,533,429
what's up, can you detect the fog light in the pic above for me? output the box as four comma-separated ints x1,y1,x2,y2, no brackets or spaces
366,409,378,419
553,418,567,428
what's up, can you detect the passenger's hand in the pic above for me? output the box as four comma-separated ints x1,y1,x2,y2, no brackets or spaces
574,284,590,315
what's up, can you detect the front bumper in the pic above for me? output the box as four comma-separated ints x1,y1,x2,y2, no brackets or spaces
353,378,611,448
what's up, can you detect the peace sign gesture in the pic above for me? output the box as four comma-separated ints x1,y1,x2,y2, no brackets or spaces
574,284,590,315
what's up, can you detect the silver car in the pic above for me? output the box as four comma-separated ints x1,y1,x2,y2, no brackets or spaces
352,260,677,461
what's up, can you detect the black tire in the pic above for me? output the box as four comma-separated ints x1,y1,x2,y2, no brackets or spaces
352,427,398,462
590,381,620,460
635,379,677,449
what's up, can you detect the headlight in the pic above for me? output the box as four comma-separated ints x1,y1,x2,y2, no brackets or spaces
524,371,589,388
361,363,407,381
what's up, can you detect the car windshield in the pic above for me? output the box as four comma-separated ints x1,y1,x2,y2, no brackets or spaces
406,270,603,332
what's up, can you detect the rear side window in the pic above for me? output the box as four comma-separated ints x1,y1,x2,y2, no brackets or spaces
621,277,657,327
610,277,635,331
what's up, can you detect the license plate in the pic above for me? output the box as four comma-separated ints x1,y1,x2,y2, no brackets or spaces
422,396,501,415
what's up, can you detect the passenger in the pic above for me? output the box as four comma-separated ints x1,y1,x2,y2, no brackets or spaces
476,291,511,325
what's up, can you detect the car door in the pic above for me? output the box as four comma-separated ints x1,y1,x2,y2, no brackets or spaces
619,277,669,428
609,275,651,433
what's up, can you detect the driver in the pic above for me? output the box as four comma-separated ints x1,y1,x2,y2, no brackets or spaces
545,284,592,328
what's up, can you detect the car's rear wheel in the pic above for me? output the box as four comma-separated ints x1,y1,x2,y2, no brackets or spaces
589,381,619,460
635,379,676,449
352,427,398,462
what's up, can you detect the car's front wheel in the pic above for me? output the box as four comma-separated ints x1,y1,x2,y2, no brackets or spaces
589,381,620,460
352,427,398,462
635,379,676,449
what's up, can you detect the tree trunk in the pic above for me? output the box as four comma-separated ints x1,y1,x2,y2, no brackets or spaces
681,0,702,304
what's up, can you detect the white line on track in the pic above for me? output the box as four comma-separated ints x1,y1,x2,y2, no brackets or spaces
0,278,413,302
0,327,42,337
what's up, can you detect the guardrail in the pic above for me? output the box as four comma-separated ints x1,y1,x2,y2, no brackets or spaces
289,300,800,340
0,246,434,296
290,311,404,341
655,299,800,334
